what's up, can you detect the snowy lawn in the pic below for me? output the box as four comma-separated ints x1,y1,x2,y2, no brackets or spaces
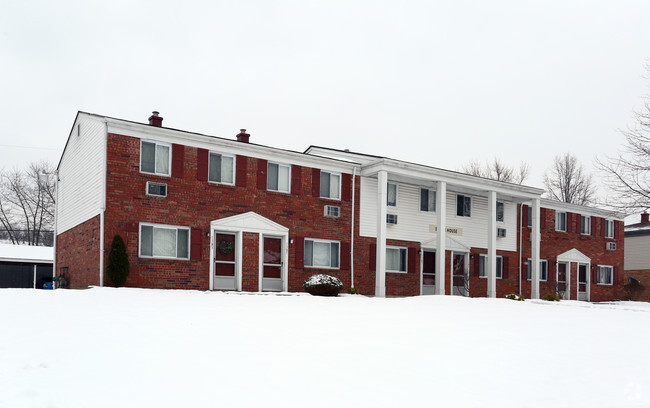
1,288,649,408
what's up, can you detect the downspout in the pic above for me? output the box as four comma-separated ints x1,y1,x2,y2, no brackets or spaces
53,171,59,286
350,166,357,290
518,203,523,295
99,121,108,287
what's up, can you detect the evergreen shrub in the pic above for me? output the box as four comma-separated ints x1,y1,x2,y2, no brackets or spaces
107,234,129,287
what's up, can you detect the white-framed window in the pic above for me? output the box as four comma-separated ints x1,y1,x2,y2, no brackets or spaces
387,183,397,207
268,162,291,193
140,140,171,176
208,152,235,185
496,201,505,222
420,188,436,212
457,194,471,217
527,259,548,281
605,219,614,239
479,254,503,279
320,171,341,200
555,211,567,232
527,206,532,227
304,239,340,269
386,246,407,273
139,223,190,259
597,265,613,285
581,215,591,235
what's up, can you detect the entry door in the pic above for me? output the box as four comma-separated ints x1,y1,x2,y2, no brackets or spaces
452,253,467,296
557,262,568,300
578,263,588,301
214,233,237,290
262,236,283,292
422,251,436,295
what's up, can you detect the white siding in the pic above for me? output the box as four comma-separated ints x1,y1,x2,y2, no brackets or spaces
625,235,650,270
57,114,106,233
359,177,517,251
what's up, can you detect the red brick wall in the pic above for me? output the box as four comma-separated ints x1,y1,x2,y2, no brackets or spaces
103,133,354,291
242,232,259,291
623,269,650,301
56,215,101,289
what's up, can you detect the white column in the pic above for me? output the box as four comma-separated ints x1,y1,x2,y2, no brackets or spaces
375,171,388,297
487,191,497,298
435,181,446,295
531,198,541,299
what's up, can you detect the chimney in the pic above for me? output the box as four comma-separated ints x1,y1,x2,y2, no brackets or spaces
236,129,250,143
642,212,649,224
148,111,163,127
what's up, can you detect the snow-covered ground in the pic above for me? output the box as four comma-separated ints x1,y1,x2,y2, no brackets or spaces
1,288,649,408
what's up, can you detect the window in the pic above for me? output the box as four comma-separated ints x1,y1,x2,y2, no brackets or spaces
597,265,613,285
527,206,532,227
304,239,340,269
387,183,397,207
456,194,472,217
209,152,235,184
140,141,171,176
268,162,291,193
581,215,591,235
320,171,341,199
605,219,614,238
527,259,548,281
496,201,505,222
139,224,190,259
420,188,436,212
479,255,503,278
555,211,567,232
386,247,407,273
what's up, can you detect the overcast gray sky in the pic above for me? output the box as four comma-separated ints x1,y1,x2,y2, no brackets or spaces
1,0,649,198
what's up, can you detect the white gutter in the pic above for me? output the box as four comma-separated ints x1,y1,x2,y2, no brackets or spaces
350,166,357,290
99,121,108,287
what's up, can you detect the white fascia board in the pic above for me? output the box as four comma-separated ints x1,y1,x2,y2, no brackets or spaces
105,119,358,174
305,146,374,165
539,198,626,221
360,159,544,200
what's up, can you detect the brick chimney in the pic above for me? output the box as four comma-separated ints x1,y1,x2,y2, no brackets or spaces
236,129,250,143
148,111,163,127
642,212,649,224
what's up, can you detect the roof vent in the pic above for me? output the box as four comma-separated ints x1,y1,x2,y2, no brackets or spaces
236,129,250,143
148,111,163,127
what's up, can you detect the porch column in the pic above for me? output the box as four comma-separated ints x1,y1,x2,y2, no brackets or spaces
531,198,541,299
487,191,497,298
375,170,388,297
435,181,446,295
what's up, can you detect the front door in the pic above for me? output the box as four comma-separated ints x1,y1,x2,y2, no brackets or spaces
422,250,436,295
557,262,568,300
452,253,467,296
214,232,237,290
578,263,588,301
262,236,283,291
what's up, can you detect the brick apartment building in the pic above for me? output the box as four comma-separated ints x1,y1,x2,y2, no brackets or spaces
55,111,625,300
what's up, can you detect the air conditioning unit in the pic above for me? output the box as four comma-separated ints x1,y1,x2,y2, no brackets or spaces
386,214,398,225
324,205,340,218
606,242,617,251
146,181,167,197
497,228,507,238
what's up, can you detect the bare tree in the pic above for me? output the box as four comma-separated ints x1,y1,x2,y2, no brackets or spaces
461,158,529,184
0,161,55,246
596,68,650,212
543,153,595,205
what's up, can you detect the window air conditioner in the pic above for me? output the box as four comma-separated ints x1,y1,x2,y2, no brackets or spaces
497,228,507,238
324,205,340,218
606,242,616,251
146,181,167,197
386,214,398,225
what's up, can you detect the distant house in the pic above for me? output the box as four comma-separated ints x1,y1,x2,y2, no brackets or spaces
55,111,626,300
0,244,54,288
624,213,650,301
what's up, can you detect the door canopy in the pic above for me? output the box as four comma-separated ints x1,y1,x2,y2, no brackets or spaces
556,248,590,263
210,212,288,234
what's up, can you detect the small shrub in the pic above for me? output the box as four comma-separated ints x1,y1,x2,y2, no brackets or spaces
348,287,360,295
542,293,562,302
303,274,343,297
505,293,525,301
107,234,129,287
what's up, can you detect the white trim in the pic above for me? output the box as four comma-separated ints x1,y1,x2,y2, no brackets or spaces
596,265,614,285
496,201,505,223
319,170,342,200
580,215,591,235
386,245,407,273
304,238,341,269
555,211,567,232
208,151,236,185
138,222,191,260
526,259,548,281
479,254,503,279
387,182,398,207
145,181,167,197
139,139,172,177
267,162,291,193
419,187,437,213
605,219,615,239
456,194,472,218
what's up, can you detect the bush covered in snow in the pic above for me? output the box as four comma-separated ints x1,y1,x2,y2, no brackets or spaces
303,274,343,297
542,293,562,301
504,293,525,301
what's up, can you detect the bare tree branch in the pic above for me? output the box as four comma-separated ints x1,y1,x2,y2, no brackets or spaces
460,157,530,184
544,153,596,206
